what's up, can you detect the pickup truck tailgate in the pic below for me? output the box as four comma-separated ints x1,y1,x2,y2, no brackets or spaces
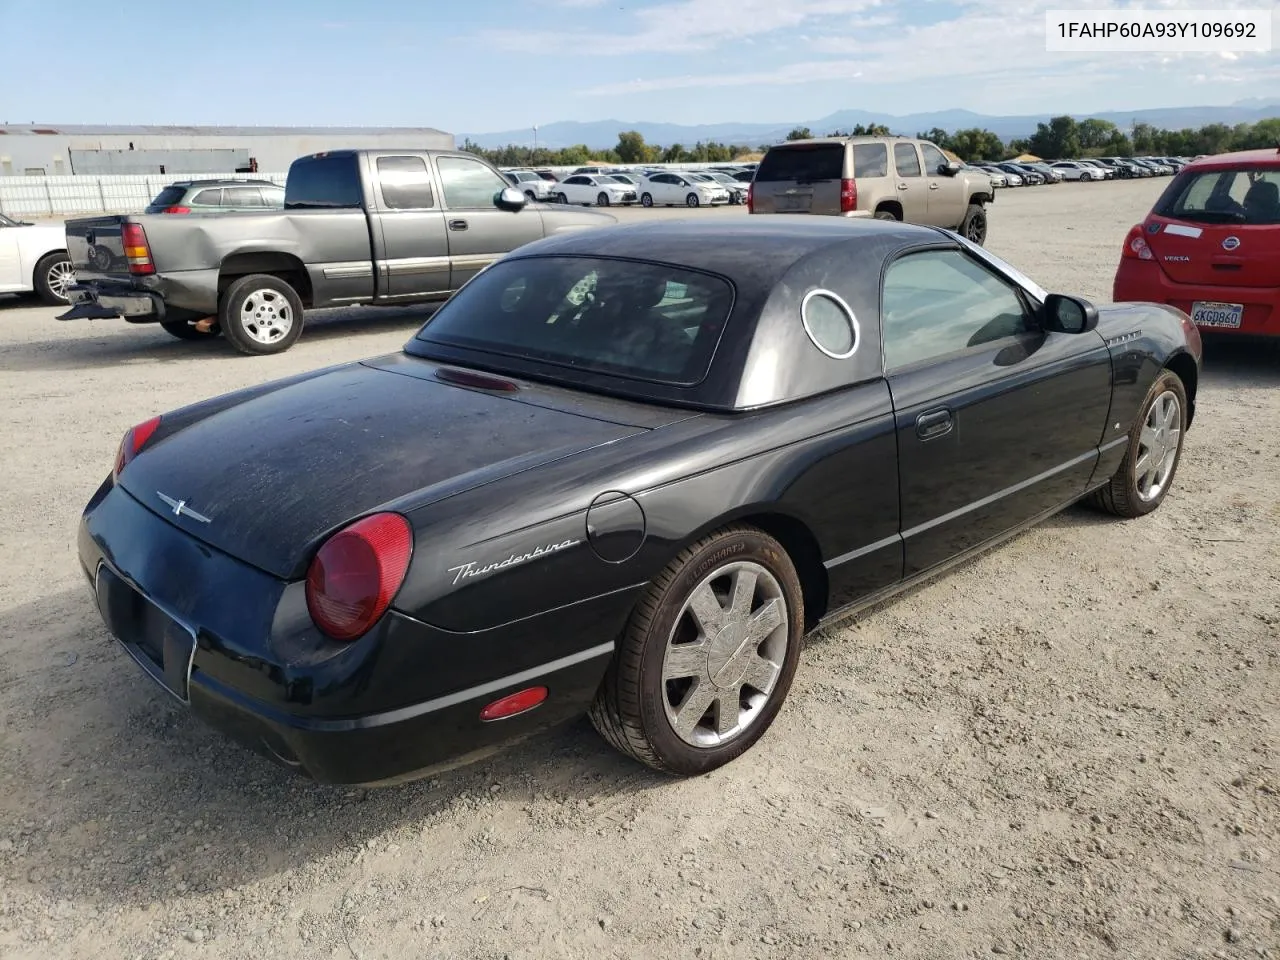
65,216,132,280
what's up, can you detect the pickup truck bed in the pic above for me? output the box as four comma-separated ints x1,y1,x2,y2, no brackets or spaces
59,149,615,354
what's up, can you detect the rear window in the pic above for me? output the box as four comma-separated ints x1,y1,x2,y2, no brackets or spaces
755,144,843,182
149,186,187,207
413,256,734,386
1157,168,1280,225
284,154,362,209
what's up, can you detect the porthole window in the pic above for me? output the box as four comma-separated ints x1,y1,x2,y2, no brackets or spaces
801,289,860,359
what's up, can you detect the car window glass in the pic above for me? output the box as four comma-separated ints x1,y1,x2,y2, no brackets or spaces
802,291,859,358
415,256,734,386
222,186,265,207
882,249,1032,370
192,189,222,205
1160,169,1280,225
852,143,888,178
755,144,843,182
377,156,435,209
920,143,948,175
894,144,921,178
435,155,508,208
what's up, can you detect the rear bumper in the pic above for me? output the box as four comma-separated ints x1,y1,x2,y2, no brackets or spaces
1113,260,1278,335
78,480,626,786
58,282,163,321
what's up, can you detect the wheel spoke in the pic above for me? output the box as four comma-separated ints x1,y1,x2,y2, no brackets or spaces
686,583,725,637
741,654,780,694
673,680,717,737
1162,399,1178,432
1140,425,1159,451
663,641,708,680
745,597,783,644
728,568,758,620
713,694,739,736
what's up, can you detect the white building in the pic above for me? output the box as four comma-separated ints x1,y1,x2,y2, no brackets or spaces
0,124,455,176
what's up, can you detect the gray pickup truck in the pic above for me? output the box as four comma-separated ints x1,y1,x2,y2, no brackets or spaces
59,149,616,354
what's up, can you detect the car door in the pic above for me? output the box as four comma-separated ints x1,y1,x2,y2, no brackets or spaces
892,143,928,224
562,175,592,203
651,174,678,204
434,154,545,290
882,244,1113,576
0,223,21,291
919,141,965,228
368,154,450,299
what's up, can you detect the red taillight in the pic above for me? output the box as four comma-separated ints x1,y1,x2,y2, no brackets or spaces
113,415,162,479
162,206,191,214
746,183,754,213
1122,224,1155,261
480,686,549,722
121,222,155,275
840,178,858,213
306,513,413,641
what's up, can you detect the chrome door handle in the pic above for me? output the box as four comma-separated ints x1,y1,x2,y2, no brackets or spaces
448,219,468,231
916,408,954,440
928,183,939,190
897,183,909,190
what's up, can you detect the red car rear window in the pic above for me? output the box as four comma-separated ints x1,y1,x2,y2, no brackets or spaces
1157,167,1280,226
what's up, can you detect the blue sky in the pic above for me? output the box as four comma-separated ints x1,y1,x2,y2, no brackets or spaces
2,0,1277,134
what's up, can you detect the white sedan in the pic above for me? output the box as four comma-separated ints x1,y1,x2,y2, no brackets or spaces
502,169,560,202
552,174,638,207
0,214,73,304
639,172,730,208
1050,161,1101,182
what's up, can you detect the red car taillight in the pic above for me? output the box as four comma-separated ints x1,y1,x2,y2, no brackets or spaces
306,513,413,641
113,415,162,479
840,178,858,213
746,183,754,213
162,206,191,214
1122,223,1155,261
122,222,156,274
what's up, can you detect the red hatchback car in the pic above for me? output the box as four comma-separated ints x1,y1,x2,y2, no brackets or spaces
1113,147,1280,335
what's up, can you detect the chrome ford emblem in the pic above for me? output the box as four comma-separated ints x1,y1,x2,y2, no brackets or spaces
1222,235,1241,250
156,491,211,523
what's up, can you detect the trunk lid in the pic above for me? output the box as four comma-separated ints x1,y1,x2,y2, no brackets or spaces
1145,216,1277,288
118,359,670,579
65,215,133,280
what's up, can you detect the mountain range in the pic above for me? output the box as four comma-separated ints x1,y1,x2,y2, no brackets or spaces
461,100,1280,150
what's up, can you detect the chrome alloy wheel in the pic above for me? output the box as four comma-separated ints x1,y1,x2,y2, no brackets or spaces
661,561,789,748
240,288,294,345
1135,389,1181,502
46,259,76,301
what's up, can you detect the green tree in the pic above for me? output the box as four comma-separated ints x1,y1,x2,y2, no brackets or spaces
919,127,953,150
786,127,813,141
1237,118,1280,149
1027,116,1081,159
615,130,648,164
947,128,1005,162
1076,118,1119,152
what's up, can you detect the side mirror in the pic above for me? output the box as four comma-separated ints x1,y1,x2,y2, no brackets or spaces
1042,293,1099,334
941,161,961,176
495,186,528,212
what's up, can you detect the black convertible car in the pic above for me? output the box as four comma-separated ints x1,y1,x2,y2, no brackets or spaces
80,217,1201,786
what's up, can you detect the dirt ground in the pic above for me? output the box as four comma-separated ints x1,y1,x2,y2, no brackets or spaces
0,180,1276,960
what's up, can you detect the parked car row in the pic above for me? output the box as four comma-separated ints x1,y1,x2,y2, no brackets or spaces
499,163,756,208
968,155,1189,187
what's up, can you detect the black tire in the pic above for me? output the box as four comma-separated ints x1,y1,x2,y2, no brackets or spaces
588,524,805,776
1080,172,1091,182
523,190,536,202
555,192,568,204
218,274,304,356
33,251,74,305
686,193,700,208
160,318,220,341
960,203,988,246
641,193,653,208
1086,369,1188,519
874,209,898,221
595,192,609,206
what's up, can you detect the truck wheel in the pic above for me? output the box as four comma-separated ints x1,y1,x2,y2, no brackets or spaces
874,209,898,221
33,251,74,305
218,274,304,355
641,193,653,208
960,203,988,245
160,318,219,341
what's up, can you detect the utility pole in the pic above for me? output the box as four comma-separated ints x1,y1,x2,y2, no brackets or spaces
533,125,538,154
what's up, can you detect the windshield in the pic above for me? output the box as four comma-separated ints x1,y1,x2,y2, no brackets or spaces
511,171,538,182
1157,168,1280,225
0,213,20,227
412,255,734,387
604,175,632,184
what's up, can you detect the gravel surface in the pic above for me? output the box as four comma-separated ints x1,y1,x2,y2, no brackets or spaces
1,180,1277,960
